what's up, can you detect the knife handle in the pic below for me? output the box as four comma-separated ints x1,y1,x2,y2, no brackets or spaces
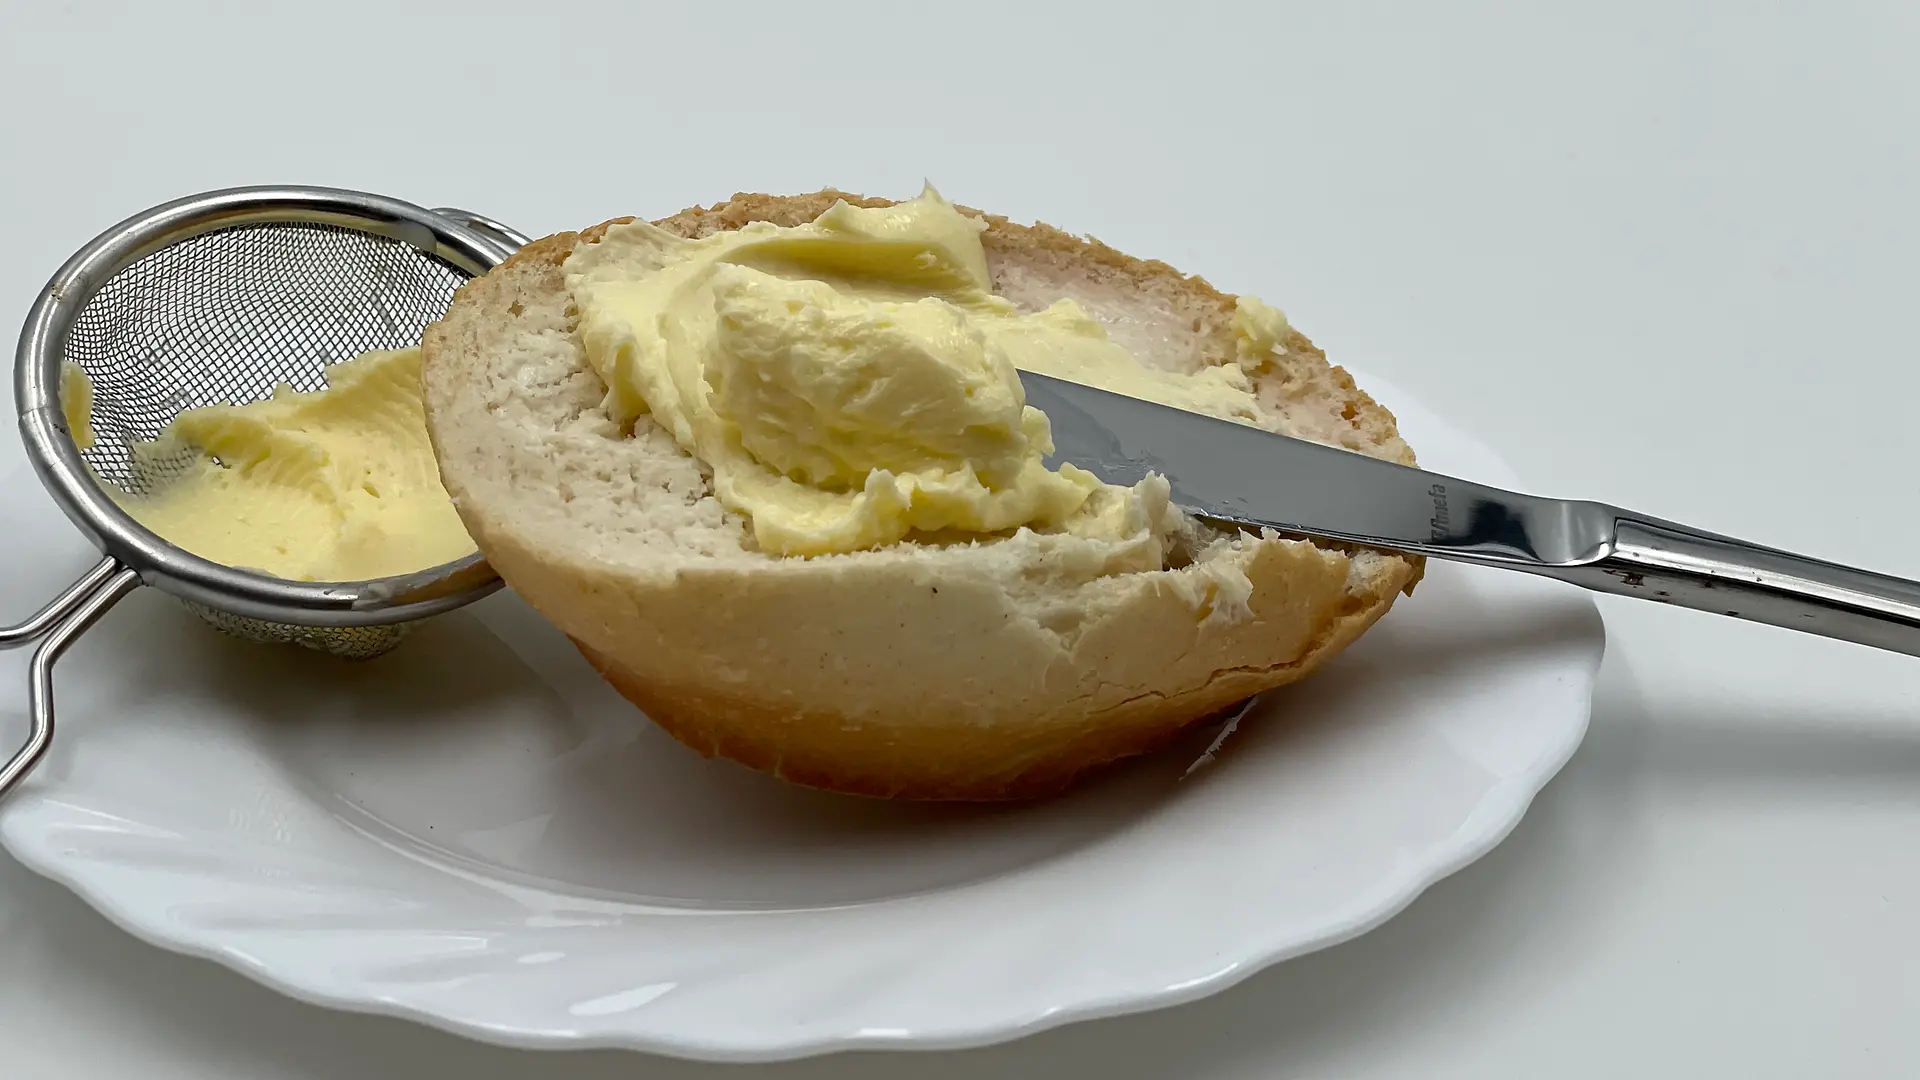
1547,511,1920,657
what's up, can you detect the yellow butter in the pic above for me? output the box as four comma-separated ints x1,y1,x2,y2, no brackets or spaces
74,347,476,582
564,185,1288,557
60,361,96,451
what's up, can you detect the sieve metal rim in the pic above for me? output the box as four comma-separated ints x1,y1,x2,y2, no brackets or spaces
3,185,533,800
15,185,517,627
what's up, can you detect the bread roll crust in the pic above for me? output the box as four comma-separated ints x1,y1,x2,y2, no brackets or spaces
421,191,1422,800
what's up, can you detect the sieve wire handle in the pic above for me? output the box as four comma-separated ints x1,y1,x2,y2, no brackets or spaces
0,557,142,798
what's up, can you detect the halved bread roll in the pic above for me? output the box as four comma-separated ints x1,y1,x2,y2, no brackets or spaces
420,191,1422,800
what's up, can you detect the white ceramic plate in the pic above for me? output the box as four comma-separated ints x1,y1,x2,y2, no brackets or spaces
0,373,1603,1062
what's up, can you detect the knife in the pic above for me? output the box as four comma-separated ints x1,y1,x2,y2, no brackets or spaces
1020,369,1920,658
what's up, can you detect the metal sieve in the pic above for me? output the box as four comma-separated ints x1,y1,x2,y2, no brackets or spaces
3,186,535,798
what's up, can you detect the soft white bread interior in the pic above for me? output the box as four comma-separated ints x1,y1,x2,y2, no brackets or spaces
420,191,1422,801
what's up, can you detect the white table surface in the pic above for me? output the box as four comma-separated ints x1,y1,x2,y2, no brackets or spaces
6,2,1920,1076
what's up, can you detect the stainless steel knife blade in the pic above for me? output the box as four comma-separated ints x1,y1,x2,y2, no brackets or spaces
1019,369,1612,567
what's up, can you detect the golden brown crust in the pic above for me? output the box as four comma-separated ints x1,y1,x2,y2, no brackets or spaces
566,546,1405,799
576,637,1309,801
421,191,1422,801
